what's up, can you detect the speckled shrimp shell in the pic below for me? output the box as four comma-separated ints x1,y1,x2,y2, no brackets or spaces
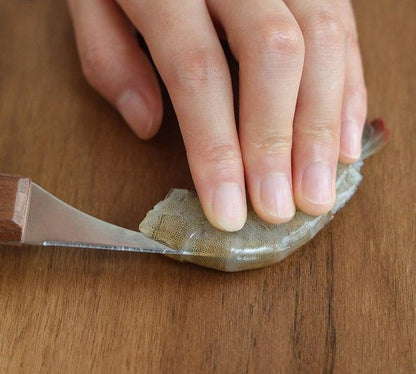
139,119,389,272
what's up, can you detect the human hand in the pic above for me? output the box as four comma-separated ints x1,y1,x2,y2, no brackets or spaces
68,0,367,231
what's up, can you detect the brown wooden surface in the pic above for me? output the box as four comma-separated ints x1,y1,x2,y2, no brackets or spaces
0,1,415,373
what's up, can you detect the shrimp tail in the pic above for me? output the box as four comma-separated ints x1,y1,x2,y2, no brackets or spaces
361,118,390,160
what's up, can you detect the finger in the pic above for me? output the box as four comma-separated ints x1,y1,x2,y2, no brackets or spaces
285,1,346,215
67,0,162,139
208,0,304,223
117,0,246,231
337,1,367,162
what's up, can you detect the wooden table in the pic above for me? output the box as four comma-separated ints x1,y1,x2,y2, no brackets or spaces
1,0,415,372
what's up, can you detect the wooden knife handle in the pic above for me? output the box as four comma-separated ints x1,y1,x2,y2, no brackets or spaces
0,174,31,243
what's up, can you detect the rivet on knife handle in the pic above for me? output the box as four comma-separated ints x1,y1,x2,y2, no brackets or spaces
0,174,31,243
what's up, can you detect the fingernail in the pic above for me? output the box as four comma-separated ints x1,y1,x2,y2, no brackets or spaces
117,89,153,138
341,120,362,160
212,183,245,231
302,162,333,205
261,173,295,220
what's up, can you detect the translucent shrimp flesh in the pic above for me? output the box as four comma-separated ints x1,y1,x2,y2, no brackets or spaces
139,119,389,272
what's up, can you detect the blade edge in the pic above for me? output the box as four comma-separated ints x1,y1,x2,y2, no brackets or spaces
23,184,182,255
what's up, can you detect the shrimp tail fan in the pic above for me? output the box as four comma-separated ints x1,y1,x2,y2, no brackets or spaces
361,118,390,160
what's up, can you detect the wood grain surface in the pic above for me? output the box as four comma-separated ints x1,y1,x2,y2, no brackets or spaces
0,1,415,373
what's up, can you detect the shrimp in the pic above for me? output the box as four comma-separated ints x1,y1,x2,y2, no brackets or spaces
139,119,389,272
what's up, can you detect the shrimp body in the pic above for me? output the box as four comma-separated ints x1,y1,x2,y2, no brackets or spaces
139,119,389,272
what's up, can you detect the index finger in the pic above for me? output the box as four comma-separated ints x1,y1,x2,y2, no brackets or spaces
117,0,246,231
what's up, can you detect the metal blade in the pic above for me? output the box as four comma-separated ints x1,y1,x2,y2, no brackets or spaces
23,184,185,255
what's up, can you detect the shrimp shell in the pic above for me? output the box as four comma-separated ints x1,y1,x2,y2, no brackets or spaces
139,119,389,272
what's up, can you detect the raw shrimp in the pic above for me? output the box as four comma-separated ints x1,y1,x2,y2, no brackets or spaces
139,119,389,272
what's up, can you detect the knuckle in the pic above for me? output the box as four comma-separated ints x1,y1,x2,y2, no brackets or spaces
115,0,146,12
193,141,241,174
80,44,118,87
253,18,304,56
346,28,359,47
251,130,292,157
360,85,368,102
350,84,368,101
297,120,340,146
303,11,346,46
168,49,224,88
345,84,368,118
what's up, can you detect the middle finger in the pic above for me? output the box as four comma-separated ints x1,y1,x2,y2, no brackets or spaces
209,0,305,223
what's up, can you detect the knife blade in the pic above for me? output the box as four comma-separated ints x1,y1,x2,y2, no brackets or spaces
0,174,189,256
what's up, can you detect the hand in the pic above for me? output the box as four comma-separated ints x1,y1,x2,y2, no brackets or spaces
67,0,367,231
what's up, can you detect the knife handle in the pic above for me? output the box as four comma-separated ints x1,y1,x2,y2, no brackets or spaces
0,174,31,243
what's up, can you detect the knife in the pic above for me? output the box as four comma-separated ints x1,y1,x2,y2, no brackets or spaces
0,173,186,255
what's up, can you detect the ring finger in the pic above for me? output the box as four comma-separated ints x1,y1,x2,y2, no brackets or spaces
285,0,347,215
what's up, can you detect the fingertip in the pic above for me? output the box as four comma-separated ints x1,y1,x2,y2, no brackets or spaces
256,209,295,225
116,89,162,140
209,183,247,232
294,196,335,217
255,173,296,224
296,201,334,217
338,151,360,164
339,119,364,163
295,162,336,217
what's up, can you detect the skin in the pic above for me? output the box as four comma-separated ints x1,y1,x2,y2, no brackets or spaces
67,0,367,232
